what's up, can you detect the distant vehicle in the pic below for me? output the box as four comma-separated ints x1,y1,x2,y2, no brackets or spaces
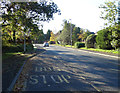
43,42,49,47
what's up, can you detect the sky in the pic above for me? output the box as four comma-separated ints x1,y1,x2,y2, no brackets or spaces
42,0,106,34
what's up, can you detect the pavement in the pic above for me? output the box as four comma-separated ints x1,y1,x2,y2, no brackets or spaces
15,44,119,92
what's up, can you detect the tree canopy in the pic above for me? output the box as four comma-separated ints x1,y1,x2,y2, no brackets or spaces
1,0,60,44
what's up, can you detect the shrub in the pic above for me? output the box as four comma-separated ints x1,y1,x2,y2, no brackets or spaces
2,43,34,53
74,42,85,48
111,29,120,49
96,29,112,49
111,39,120,49
26,44,34,51
85,34,96,48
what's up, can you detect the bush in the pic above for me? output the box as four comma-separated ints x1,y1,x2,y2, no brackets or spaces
85,34,96,48
2,43,34,53
111,29,120,49
96,29,112,49
26,44,34,51
111,39,120,49
74,42,85,48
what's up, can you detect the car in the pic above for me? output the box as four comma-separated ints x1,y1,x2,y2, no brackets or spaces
43,42,49,47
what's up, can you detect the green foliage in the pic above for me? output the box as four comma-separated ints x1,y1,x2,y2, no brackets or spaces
96,29,112,49
111,29,120,49
99,0,117,26
46,30,52,41
74,42,85,48
31,29,45,44
1,0,60,45
85,34,96,48
72,27,80,45
2,43,33,53
80,47,119,54
26,44,34,51
82,30,91,41
58,20,82,45
59,20,71,45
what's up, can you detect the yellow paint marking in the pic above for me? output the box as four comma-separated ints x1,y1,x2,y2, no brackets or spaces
40,67,42,71
53,56,57,58
48,67,52,71
29,75,38,84
90,83,101,92
40,75,47,84
67,75,71,79
61,75,69,83
57,68,61,71
53,67,61,71
51,75,61,83
35,67,38,72
57,75,63,83
44,67,47,71
35,67,43,72
80,76,86,80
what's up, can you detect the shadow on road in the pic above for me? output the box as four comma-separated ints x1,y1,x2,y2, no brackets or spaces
24,49,119,91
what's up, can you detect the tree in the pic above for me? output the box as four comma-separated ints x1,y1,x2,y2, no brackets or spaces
1,0,60,44
50,32,55,41
96,29,112,49
59,20,71,45
99,0,118,27
72,27,80,45
82,30,91,42
77,28,84,42
46,30,52,41
111,28,120,49
99,0,120,50
85,34,96,48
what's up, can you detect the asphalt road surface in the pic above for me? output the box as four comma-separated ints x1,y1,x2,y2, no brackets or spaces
23,44,119,92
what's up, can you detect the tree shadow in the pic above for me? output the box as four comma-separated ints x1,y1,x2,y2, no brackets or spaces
25,49,119,91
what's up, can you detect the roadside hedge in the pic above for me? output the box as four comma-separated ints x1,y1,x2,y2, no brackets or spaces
96,29,112,49
85,34,96,48
74,42,85,48
2,43,34,53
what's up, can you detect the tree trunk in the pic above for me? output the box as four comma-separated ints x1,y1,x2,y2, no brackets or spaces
13,30,16,43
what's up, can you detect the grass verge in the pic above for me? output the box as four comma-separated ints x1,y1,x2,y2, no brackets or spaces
55,44,119,54
80,47,119,54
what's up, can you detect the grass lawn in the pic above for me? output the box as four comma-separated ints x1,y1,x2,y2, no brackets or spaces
80,47,119,54
55,44,119,54
2,52,22,60
2,43,35,91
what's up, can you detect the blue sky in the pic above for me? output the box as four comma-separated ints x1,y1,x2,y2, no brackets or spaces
42,0,106,34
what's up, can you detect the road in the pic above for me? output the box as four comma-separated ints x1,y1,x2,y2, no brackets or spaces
23,44,119,92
